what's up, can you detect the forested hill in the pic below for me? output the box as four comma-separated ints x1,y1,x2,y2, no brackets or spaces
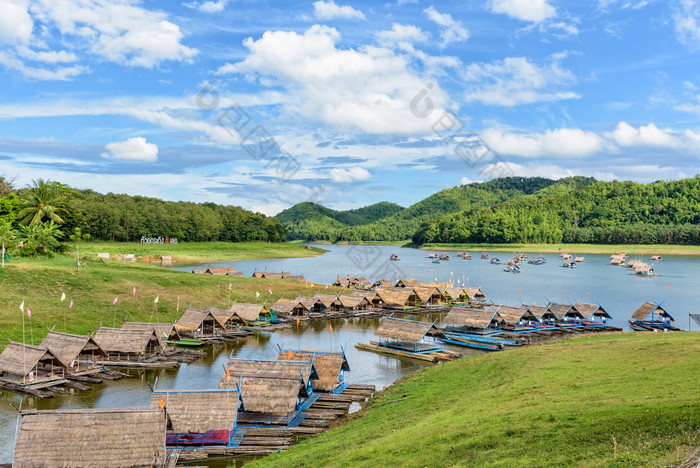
276,177,595,242
413,177,700,245
276,201,403,226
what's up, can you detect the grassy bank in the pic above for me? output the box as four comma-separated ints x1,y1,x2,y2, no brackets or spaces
291,240,412,246
76,241,326,263
254,333,700,467
0,249,341,351
418,242,700,256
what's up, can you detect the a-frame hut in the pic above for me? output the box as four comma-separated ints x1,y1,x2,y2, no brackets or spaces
219,374,304,425
223,358,318,397
630,302,675,328
443,287,469,305
372,279,394,289
174,308,227,339
572,302,612,324
229,303,269,324
40,331,107,373
413,286,447,308
93,327,162,361
277,349,350,393
151,388,241,447
208,307,245,330
337,294,371,312
13,407,166,468
494,305,539,331
296,296,325,314
463,287,486,302
350,290,380,308
442,307,506,334
395,278,420,288
333,278,351,288
521,304,557,326
375,317,444,353
374,288,418,310
0,342,67,386
546,302,584,325
122,322,180,347
270,298,308,317
313,294,344,313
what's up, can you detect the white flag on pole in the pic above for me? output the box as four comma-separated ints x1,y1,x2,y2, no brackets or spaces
61,292,66,302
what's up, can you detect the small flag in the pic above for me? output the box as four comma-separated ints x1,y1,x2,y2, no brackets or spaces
586,292,589,297
113,296,118,305
255,291,260,298
19,300,24,312
61,292,66,302
154,296,159,304
177,296,180,311
132,286,136,296
296,316,300,325
325,285,328,289
69,300,73,308
268,288,272,294
159,396,165,410
27,309,31,319
229,283,232,290
287,349,294,359
225,365,230,378
217,284,220,289
668,283,670,288
330,324,333,332
532,302,536,306
562,295,565,301
518,288,522,293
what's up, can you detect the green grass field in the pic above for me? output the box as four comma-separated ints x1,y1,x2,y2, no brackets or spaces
254,333,700,467
418,242,700,256
0,243,339,351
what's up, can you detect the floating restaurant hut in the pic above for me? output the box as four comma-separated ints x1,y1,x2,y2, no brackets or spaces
296,296,325,315
314,294,344,313
422,281,451,289
372,279,395,289
174,308,228,339
395,278,420,288
333,278,351,288
251,271,291,279
229,303,270,324
203,267,238,275
277,349,350,393
495,305,539,331
443,287,470,305
224,358,318,397
463,287,486,302
220,374,304,425
413,286,447,308
337,294,371,312
122,322,180,347
350,276,372,289
270,298,308,317
442,307,506,335
0,342,67,387
350,290,382,308
572,302,613,325
209,307,247,329
375,317,444,353
13,407,166,468
546,303,584,326
151,388,242,447
93,327,162,360
374,288,419,310
629,302,677,331
40,331,107,373
521,304,557,327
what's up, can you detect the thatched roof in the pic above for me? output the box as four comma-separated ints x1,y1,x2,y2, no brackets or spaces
205,267,235,275
334,278,351,288
350,290,377,300
375,317,443,342
122,322,179,347
521,304,556,321
208,307,243,327
0,342,67,377
463,287,485,299
174,308,227,334
220,375,300,414
151,389,239,433
352,276,371,287
443,288,468,300
296,296,322,310
93,327,161,354
546,303,583,320
261,272,290,279
395,278,420,288
443,307,505,329
286,275,307,281
40,331,107,365
375,288,413,307
631,302,674,321
270,298,302,314
13,407,165,468
313,294,341,308
495,305,532,324
573,302,612,320
413,286,443,303
373,280,394,288
277,349,349,392
229,303,267,322
337,295,370,309
224,359,318,389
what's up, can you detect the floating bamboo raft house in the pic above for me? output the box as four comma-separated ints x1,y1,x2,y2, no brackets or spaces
270,298,308,317
277,349,349,393
546,303,585,326
443,287,470,305
395,278,420,288
313,294,344,313
40,331,107,374
229,303,270,324
443,307,506,335
463,287,486,302
374,288,418,310
572,302,613,325
357,318,459,362
413,286,447,308
174,307,228,340
13,407,166,468
224,358,318,396
629,302,678,331
93,326,163,363
521,304,557,326
220,373,304,425
495,305,539,331
122,322,180,347
0,342,68,395
296,296,325,314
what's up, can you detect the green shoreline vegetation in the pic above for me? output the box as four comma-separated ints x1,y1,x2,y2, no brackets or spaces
416,242,700,256
253,333,700,468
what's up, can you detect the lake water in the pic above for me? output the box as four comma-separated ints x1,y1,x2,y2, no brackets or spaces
1,244,698,464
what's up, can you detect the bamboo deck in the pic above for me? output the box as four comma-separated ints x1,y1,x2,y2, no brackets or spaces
355,341,462,362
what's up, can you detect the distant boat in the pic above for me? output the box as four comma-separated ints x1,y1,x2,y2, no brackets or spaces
439,253,450,261
562,260,577,268
432,258,441,264
651,255,662,261
528,256,546,265
504,264,521,273
390,254,400,261
168,338,205,347
490,257,501,265
481,253,489,259
463,253,472,260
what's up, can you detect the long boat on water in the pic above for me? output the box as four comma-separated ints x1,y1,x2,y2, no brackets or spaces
438,332,512,351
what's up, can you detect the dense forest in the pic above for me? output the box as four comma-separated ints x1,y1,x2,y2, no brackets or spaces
412,177,700,245
0,177,286,256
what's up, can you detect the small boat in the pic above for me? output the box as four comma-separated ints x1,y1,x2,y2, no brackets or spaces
562,260,577,268
528,256,546,265
504,264,521,273
432,258,441,264
427,253,437,258
389,254,400,261
439,253,450,261
490,257,501,265
628,320,680,332
168,338,205,347
635,267,656,276
438,334,503,351
463,253,472,260
481,253,489,259
651,255,662,261
574,256,585,263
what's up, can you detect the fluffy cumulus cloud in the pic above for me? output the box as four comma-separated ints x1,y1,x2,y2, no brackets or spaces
329,167,371,183
313,1,365,20
102,137,159,162
489,0,557,23
423,6,469,47
218,25,449,135
184,0,228,13
608,122,681,148
377,24,428,46
482,128,605,158
464,56,578,106
674,0,700,49
0,0,198,80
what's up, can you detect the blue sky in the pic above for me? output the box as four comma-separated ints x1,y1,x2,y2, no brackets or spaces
1,0,699,214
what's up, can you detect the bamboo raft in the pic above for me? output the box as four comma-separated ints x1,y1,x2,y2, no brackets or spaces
0,368,130,398
355,341,462,363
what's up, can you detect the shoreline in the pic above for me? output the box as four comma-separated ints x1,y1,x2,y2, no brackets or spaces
414,243,700,256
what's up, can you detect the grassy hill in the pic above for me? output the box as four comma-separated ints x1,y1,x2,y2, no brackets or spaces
253,332,700,467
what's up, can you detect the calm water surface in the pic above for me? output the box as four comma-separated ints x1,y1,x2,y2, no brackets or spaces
1,244,698,464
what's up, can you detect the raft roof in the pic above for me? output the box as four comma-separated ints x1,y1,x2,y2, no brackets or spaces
337,295,370,309
151,388,240,433
40,331,107,365
463,287,486,299
350,290,377,300
270,298,303,314
225,358,318,388
174,307,227,334
443,287,468,300
374,288,414,307
546,303,584,320
395,278,420,288
296,296,322,310
375,317,443,343
13,407,165,468
373,280,394,288
631,302,674,321
0,342,67,377
521,304,557,321
277,349,349,392
229,303,267,322
443,307,505,329
573,302,612,320
496,305,536,324
122,322,179,347
313,294,342,308
93,327,161,354
220,375,301,414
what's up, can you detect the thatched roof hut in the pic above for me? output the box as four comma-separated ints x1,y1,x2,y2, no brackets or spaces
296,296,324,313
463,287,486,300
174,308,227,338
413,286,446,306
333,278,351,288
209,307,245,328
631,302,674,321
443,307,505,332
122,322,180,347
93,327,162,356
0,342,67,380
270,298,308,316
521,304,557,323
443,287,469,304
223,359,318,396
205,267,236,275
494,305,538,325
286,275,307,281
395,278,420,288
421,282,451,289
375,317,444,343
372,279,394,288
220,375,302,416
229,303,268,323
313,294,343,311
337,295,370,311
350,276,372,289
374,288,417,309
40,331,107,370
150,388,240,433
13,407,165,468
546,303,584,322
573,302,612,321
277,349,349,392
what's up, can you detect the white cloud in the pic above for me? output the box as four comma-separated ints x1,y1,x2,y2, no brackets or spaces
489,0,556,23
674,0,700,49
0,50,86,80
482,128,606,158
464,56,578,106
313,1,365,20
423,6,469,47
607,121,681,147
0,0,33,44
102,137,159,162
218,25,449,135
377,24,428,46
184,0,228,13
329,167,371,183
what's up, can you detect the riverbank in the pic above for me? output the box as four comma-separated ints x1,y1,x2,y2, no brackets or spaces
77,241,327,263
0,248,342,351
417,242,700,256
253,332,700,467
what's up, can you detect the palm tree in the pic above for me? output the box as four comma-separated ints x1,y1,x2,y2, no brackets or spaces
0,220,16,268
17,179,66,226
